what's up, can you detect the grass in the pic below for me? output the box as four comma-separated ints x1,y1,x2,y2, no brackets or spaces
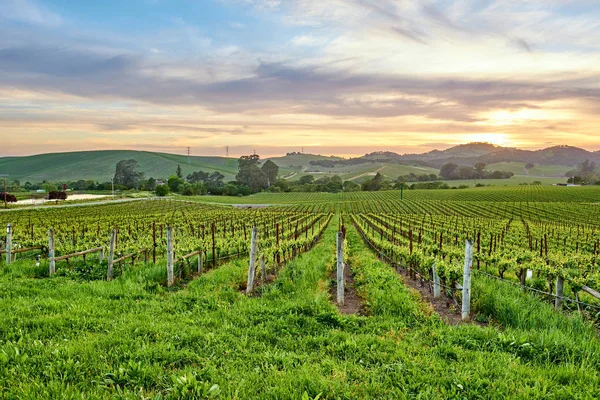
0,215,599,398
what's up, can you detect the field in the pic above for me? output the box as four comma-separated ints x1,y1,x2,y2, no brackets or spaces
1,187,600,398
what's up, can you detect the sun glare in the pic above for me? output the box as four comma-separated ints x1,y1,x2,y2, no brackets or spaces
460,133,511,147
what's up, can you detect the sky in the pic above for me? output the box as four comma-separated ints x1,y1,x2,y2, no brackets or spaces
1,0,600,157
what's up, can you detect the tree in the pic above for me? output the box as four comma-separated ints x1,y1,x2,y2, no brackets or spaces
178,182,205,196
273,179,290,192
168,175,185,193
362,173,384,191
343,180,360,192
298,175,315,185
474,163,486,179
155,184,170,196
176,164,183,179
236,154,268,193
0,193,17,203
261,160,279,187
439,163,460,180
146,177,156,191
525,163,535,170
187,171,209,183
459,166,476,180
48,191,67,200
113,159,144,189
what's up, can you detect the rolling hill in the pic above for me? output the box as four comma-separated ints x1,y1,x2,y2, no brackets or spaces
0,143,594,183
0,151,239,182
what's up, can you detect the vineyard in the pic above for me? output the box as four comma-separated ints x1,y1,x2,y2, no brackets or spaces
1,188,600,398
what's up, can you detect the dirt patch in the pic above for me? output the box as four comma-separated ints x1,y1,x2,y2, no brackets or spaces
330,262,365,315
392,265,469,326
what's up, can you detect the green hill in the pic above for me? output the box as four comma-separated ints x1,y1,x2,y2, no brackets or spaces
0,151,239,182
0,147,580,184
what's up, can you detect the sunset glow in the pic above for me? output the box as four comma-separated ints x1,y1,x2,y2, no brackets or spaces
1,1,600,157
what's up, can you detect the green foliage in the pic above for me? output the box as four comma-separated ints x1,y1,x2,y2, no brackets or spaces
113,159,145,189
167,175,185,193
261,159,279,187
236,154,268,193
155,184,170,196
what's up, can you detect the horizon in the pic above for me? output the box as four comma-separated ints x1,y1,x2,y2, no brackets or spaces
1,1,600,156
2,142,600,160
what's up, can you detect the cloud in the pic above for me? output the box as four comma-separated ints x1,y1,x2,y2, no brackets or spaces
0,0,62,26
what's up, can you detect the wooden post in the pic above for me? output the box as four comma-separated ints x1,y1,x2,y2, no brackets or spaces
432,262,441,298
48,228,55,275
197,251,203,275
5,224,12,265
555,276,564,310
99,247,105,263
107,229,116,280
337,231,344,306
167,226,174,287
211,222,216,268
152,222,156,264
246,227,258,294
260,253,266,286
462,240,473,321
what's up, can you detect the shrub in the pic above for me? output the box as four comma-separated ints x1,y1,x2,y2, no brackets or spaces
155,185,170,197
0,193,17,203
48,191,67,200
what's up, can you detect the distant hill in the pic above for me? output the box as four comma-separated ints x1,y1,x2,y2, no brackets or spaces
0,151,240,182
0,143,596,182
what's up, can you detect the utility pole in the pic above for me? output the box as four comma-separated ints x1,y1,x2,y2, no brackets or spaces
111,177,114,197
187,147,191,165
0,174,8,209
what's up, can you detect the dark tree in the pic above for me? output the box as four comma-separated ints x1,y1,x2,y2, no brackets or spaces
261,160,279,187
236,155,268,193
113,159,145,189
48,191,67,200
176,164,183,179
439,163,460,180
361,172,384,191
474,163,486,178
298,175,315,185
0,193,17,203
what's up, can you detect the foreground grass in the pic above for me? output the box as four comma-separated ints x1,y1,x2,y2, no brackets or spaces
0,218,598,398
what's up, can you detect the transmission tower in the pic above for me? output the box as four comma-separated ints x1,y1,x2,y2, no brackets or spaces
187,147,191,165
226,146,229,157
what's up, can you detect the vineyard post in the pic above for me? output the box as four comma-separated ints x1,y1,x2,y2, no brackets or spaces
260,253,266,286
48,228,55,275
99,247,105,263
167,227,174,287
246,227,258,294
107,229,116,280
462,240,473,322
152,222,156,264
197,251,203,275
555,276,564,310
337,231,344,306
432,262,441,298
5,224,12,265
211,222,216,268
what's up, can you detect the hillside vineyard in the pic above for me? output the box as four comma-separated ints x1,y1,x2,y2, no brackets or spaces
0,187,599,398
